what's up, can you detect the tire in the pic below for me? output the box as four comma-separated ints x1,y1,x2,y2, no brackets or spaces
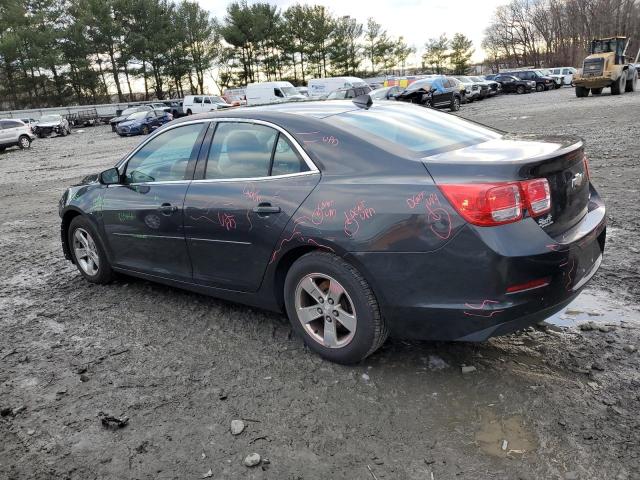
554,83,561,89
591,88,603,95
535,83,544,92
111,124,116,132
68,216,113,284
0,146,6,152
284,251,388,364
575,86,589,97
142,125,150,135
18,135,31,149
186,109,192,115
625,70,638,92
60,127,67,137
450,96,460,112
611,73,625,95
516,85,525,94
67,127,72,135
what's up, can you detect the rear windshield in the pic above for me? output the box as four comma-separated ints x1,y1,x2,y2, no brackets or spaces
332,103,501,156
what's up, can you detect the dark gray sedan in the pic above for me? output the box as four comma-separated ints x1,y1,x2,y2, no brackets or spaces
59,100,606,363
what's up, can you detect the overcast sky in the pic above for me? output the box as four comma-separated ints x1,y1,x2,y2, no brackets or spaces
196,0,509,63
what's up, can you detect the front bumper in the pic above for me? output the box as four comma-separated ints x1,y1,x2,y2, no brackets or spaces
574,75,613,88
348,185,606,341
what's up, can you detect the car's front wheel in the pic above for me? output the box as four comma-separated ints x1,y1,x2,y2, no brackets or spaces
18,135,31,149
142,125,150,135
68,216,113,284
535,83,544,92
450,96,461,111
516,85,525,94
284,252,388,364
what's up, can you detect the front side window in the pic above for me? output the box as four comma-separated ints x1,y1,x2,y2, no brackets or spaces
206,123,277,179
274,88,285,98
124,123,205,183
193,96,203,104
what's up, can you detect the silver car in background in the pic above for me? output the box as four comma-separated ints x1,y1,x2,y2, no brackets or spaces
0,118,36,151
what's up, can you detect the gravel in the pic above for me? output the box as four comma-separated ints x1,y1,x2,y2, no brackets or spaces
1,87,639,479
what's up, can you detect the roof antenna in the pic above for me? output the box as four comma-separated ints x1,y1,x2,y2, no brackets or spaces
353,93,373,110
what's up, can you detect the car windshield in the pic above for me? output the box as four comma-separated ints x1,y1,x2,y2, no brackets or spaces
406,80,432,91
126,112,148,120
121,108,138,116
538,69,551,75
40,115,60,122
281,86,300,97
332,103,501,157
469,76,484,82
455,76,471,82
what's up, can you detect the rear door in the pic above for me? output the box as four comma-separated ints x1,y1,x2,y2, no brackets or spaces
0,121,12,144
183,120,320,291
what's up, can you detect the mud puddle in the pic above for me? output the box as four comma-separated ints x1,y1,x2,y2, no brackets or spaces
544,287,640,328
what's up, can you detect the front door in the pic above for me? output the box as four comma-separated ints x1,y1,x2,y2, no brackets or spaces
101,122,208,280
183,121,320,291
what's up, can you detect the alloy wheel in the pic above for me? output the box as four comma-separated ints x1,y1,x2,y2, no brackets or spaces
294,273,357,349
72,227,100,276
19,137,30,149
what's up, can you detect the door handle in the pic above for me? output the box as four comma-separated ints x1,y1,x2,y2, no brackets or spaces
253,203,281,215
158,203,178,215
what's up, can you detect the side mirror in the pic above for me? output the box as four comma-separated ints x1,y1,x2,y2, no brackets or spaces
99,167,120,185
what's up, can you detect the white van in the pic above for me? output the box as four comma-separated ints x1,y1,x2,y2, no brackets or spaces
548,67,578,86
183,95,230,115
307,77,369,98
245,81,304,106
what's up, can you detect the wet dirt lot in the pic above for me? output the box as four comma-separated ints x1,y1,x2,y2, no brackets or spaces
1,88,639,479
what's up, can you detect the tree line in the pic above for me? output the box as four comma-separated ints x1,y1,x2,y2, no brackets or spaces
482,0,640,71
0,0,479,110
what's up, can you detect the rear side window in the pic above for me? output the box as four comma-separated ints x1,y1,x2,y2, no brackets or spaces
271,136,308,176
206,123,276,179
333,103,501,156
1,120,23,128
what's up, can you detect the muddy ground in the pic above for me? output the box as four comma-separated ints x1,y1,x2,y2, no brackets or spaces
1,87,639,480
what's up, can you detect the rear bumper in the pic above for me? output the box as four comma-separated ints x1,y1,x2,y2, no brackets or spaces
348,186,606,341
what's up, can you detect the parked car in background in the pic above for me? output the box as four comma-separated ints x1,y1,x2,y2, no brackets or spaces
110,105,154,132
59,100,606,364
369,86,401,100
453,76,481,102
493,74,535,94
502,70,555,91
34,114,71,137
468,76,496,97
537,69,563,88
308,77,369,98
245,81,305,106
476,76,502,95
222,88,246,105
183,95,231,115
149,102,170,112
395,77,462,111
116,110,173,137
548,67,578,86
162,100,184,118
325,85,373,100
20,118,37,132
484,74,498,80
0,119,35,151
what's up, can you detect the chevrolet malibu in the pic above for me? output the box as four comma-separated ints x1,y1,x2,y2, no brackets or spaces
59,101,606,364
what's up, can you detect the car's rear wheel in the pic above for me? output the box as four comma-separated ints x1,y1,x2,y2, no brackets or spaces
18,135,31,149
111,124,116,132
186,109,193,115
68,216,113,284
60,127,67,136
516,85,525,94
284,251,388,364
142,125,150,135
450,96,460,112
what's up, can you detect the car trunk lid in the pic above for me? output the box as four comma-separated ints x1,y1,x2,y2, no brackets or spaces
423,134,590,237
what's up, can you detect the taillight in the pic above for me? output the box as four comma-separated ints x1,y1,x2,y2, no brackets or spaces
521,178,551,216
439,178,552,227
438,183,522,226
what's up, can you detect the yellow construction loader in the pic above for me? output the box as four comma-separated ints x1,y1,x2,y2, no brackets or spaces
574,37,639,97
